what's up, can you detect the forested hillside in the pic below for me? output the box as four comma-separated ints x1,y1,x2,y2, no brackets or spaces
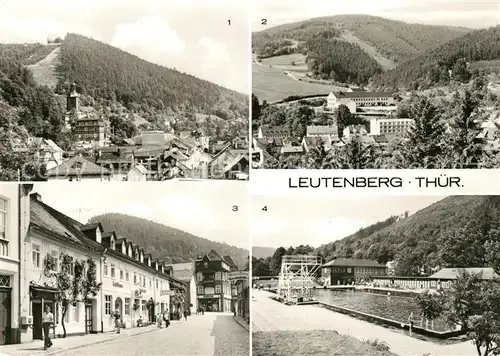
314,196,500,276
253,15,470,63
0,46,65,180
0,43,59,65
305,37,383,83
372,26,500,90
56,34,247,118
89,213,249,268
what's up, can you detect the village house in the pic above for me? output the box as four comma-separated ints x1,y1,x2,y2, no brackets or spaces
22,193,105,342
257,125,291,140
306,125,339,140
321,258,387,286
171,263,197,314
228,262,249,321
29,138,64,170
1,188,188,346
195,250,235,313
46,155,112,181
369,117,414,136
95,147,135,181
93,231,182,330
126,164,148,181
0,184,32,345
327,91,396,113
73,117,107,148
342,125,369,140
208,145,249,180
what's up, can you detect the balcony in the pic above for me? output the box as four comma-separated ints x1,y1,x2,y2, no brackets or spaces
200,278,216,284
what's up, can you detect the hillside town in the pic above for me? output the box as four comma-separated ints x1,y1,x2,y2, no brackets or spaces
0,184,249,355
252,87,405,166
25,83,249,181
252,9,500,170
252,77,500,169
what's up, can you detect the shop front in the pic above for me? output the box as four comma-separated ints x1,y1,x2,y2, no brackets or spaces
197,295,221,312
29,285,58,341
102,282,148,331
0,276,12,345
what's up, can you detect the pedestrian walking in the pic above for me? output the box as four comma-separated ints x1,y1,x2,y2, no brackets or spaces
42,305,54,350
183,309,188,321
163,310,170,328
113,309,121,334
157,312,162,328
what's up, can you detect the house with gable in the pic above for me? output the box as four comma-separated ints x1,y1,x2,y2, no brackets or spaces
195,250,233,312
171,262,197,314
46,155,111,181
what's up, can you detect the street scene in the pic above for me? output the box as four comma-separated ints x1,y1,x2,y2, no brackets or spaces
0,182,250,355
1,313,249,356
252,195,500,356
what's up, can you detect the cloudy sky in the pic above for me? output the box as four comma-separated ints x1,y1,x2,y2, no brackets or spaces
252,195,446,248
253,0,500,30
33,181,249,249
0,0,249,93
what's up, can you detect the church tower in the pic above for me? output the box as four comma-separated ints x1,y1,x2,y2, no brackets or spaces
66,82,80,113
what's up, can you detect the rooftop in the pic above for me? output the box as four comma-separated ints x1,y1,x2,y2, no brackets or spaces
429,267,498,280
307,125,338,136
46,155,111,177
322,258,385,268
331,91,394,99
260,125,291,137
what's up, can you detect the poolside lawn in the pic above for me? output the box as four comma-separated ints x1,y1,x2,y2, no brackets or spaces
252,330,399,356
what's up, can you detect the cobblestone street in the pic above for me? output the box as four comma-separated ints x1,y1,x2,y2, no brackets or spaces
0,314,249,356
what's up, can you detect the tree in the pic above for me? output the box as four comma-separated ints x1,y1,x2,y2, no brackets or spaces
452,58,471,83
334,104,353,135
252,257,271,276
399,96,446,168
415,290,445,330
446,89,486,168
270,247,287,275
445,271,483,331
0,101,46,181
438,224,488,268
286,105,315,138
45,252,101,338
252,94,261,132
337,136,376,169
445,273,500,356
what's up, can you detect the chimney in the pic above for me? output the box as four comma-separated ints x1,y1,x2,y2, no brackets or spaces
30,192,42,202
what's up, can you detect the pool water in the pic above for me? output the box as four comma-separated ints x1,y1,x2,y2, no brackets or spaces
313,289,450,332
